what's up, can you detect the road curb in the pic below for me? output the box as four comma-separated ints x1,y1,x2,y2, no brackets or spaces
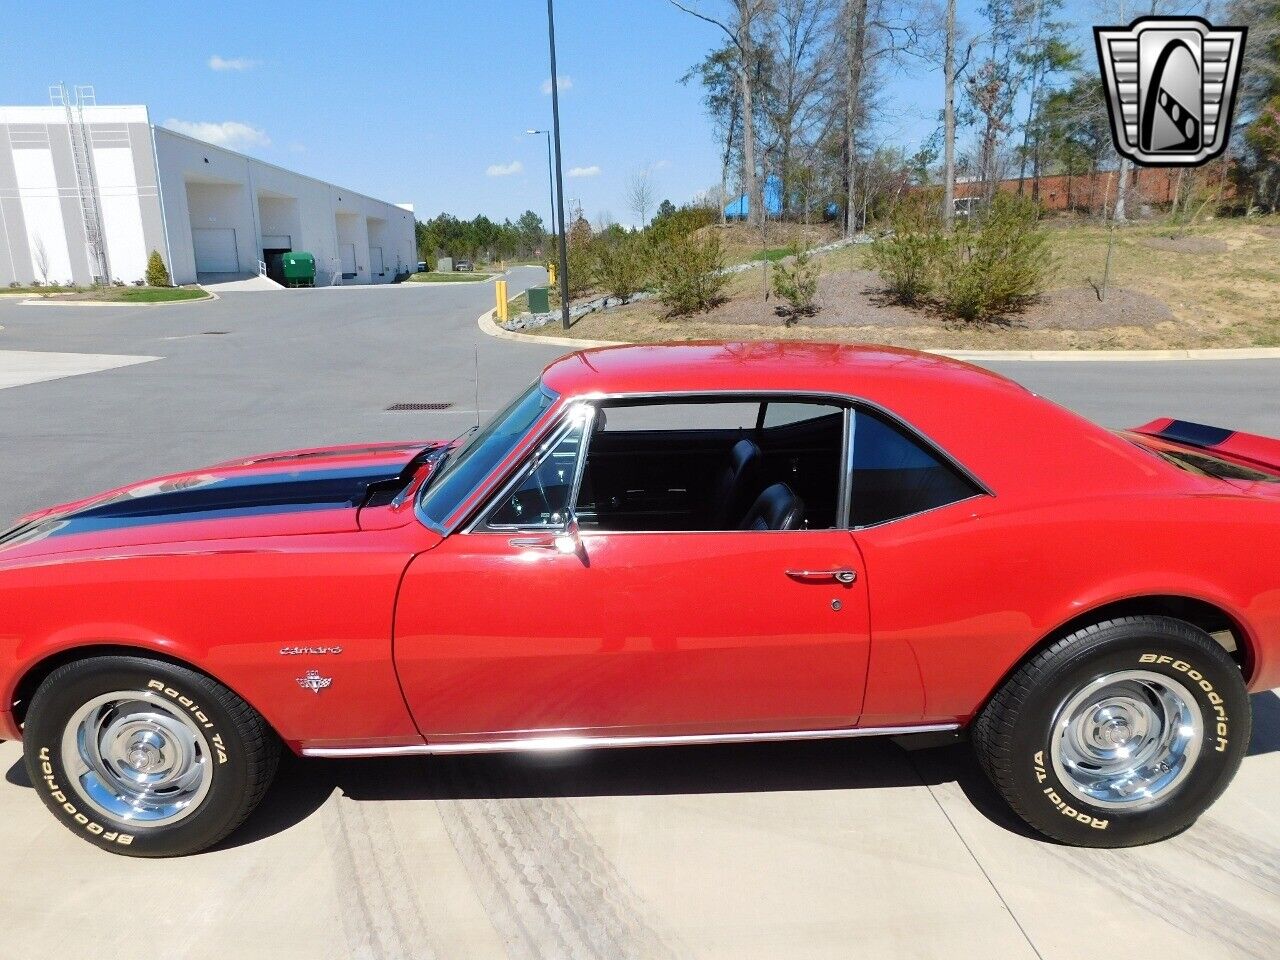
475,311,1280,361
17,289,219,307
477,308,618,349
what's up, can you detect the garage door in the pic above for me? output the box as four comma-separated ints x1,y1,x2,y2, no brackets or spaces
340,242,356,277
370,246,385,276
192,228,239,273
261,234,291,250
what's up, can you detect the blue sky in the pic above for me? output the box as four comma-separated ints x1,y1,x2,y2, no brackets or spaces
3,1,1134,227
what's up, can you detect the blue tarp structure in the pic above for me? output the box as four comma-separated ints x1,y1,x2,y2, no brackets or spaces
724,174,784,219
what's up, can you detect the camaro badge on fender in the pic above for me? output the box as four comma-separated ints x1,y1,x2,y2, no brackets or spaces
1094,16,1246,167
297,670,332,694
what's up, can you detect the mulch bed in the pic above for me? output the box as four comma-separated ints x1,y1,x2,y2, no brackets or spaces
708,269,1174,331
1139,235,1231,255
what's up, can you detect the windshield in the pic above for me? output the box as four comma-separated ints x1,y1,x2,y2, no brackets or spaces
417,381,558,529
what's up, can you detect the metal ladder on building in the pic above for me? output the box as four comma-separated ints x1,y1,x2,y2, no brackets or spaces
50,82,110,284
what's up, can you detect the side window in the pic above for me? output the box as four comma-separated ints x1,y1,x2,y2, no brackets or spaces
761,401,839,429
484,418,588,528
597,402,760,432
848,410,981,527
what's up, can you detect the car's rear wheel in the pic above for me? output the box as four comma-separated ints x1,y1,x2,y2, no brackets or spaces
23,655,279,857
972,616,1250,847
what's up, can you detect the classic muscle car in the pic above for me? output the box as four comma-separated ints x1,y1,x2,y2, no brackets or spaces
1,342,1276,856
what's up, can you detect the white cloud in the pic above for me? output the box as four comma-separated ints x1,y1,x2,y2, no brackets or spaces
567,165,601,178
541,75,573,95
208,54,257,71
653,159,672,169
486,160,524,177
163,119,271,148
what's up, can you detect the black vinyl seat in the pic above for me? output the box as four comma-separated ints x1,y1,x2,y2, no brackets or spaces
739,483,806,531
710,438,762,529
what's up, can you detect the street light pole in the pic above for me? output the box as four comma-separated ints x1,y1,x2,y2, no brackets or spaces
524,129,556,247
546,0,571,330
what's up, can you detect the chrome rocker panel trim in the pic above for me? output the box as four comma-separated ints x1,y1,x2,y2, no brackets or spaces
301,723,961,758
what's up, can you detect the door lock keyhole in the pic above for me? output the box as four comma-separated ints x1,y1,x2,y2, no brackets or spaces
831,599,842,611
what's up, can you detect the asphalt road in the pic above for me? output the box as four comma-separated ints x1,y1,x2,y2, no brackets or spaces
0,273,1277,959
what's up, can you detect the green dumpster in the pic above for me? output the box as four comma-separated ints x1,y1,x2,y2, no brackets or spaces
281,252,316,288
527,286,551,313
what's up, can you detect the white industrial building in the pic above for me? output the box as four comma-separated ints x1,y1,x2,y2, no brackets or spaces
0,90,415,288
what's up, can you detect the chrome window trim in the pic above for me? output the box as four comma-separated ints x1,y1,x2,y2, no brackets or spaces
301,721,961,757
415,382,561,536
476,404,596,532
446,388,992,538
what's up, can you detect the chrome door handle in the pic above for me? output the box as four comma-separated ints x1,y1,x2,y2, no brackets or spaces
786,568,857,584
509,535,558,550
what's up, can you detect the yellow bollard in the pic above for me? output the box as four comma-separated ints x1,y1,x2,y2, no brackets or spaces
496,279,508,322
548,262,557,286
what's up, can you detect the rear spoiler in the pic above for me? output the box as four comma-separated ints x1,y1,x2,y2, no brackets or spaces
1131,418,1280,472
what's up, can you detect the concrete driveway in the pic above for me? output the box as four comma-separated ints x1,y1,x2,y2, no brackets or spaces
0,273,1277,959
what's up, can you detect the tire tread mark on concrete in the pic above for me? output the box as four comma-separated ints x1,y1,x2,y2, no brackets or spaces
433,761,679,960
327,796,442,960
1173,817,1280,897
326,799,381,960
1048,844,1280,959
356,801,442,959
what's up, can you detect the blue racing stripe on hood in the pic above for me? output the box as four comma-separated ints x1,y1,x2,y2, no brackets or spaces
3,465,408,545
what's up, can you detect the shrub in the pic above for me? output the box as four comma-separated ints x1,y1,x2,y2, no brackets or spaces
771,245,820,325
652,230,728,316
870,193,1050,321
564,236,596,299
938,195,1051,320
868,195,945,306
594,233,650,302
145,250,171,287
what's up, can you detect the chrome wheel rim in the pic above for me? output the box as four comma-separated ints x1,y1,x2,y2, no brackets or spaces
1050,670,1202,810
60,690,213,827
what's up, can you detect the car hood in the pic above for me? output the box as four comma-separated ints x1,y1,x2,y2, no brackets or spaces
0,440,441,560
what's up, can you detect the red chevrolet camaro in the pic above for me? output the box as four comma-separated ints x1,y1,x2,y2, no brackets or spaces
1,342,1276,856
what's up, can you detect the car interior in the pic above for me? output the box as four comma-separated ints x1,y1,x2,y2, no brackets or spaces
482,395,983,533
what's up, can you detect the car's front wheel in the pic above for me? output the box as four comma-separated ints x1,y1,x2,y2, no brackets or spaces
972,616,1250,847
23,655,279,857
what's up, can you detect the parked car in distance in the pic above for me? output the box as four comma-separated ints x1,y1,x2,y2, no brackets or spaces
454,260,473,272
1,342,1275,856
416,261,427,273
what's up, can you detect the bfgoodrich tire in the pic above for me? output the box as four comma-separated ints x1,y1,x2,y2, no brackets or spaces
972,617,1250,847
23,656,279,857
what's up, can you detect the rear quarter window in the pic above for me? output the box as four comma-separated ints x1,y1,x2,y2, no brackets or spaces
849,411,983,527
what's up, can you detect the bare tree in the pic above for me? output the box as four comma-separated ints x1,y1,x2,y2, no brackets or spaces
31,234,50,287
626,166,657,228
844,0,870,235
669,0,773,227
943,0,958,226
761,0,836,219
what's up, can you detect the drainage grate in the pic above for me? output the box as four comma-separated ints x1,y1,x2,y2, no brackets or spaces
386,402,453,411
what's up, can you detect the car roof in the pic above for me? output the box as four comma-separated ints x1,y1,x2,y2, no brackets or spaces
540,341,1167,500
541,341,1026,405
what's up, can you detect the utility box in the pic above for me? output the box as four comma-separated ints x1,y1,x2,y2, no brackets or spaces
527,286,551,313
436,257,453,274
281,252,316,287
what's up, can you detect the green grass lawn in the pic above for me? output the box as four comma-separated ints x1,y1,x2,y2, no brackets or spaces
407,271,494,283
2,285,78,294
750,247,796,263
112,287,209,303
20,286,211,303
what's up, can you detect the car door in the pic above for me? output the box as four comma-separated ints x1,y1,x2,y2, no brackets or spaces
393,401,872,743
